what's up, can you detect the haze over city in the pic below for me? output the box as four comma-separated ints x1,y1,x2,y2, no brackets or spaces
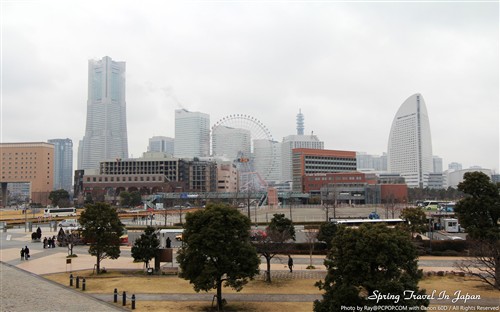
2,1,498,172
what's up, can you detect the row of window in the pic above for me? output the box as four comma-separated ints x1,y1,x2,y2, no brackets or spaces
306,176,364,181
86,176,163,182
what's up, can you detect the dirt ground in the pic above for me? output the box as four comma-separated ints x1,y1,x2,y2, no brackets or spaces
43,270,500,312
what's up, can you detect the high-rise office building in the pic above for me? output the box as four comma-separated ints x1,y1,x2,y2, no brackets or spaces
254,139,281,184
79,56,128,170
448,162,463,171
433,155,443,173
281,110,324,183
356,152,388,171
48,138,73,193
148,136,174,156
387,93,433,188
174,109,210,158
212,126,251,160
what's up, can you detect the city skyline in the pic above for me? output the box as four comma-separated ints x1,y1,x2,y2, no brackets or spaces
2,1,498,172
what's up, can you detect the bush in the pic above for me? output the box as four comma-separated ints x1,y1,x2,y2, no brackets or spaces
281,242,328,255
417,239,467,253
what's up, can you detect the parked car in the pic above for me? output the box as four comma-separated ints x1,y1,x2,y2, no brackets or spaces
58,219,79,227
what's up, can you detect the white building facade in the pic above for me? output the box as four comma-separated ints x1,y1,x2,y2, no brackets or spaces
212,126,251,160
174,109,210,158
387,93,433,188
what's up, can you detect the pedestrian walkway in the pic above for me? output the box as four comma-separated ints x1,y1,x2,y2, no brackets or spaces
0,262,125,312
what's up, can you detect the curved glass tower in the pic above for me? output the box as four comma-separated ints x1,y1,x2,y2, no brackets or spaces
387,93,433,188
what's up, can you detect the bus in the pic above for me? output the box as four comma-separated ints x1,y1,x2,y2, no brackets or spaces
419,200,444,210
44,207,77,217
438,202,455,213
329,218,407,228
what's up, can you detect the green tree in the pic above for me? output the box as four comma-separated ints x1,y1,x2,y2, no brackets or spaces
131,226,160,270
130,191,142,207
454,171,500,289
254,214,296,283
176,203,260,310
399,207,428,238
48,189,70,207
79,202,124,274
268,213,295,241
314,223,429,311
119,191,131,207
317,222,338,250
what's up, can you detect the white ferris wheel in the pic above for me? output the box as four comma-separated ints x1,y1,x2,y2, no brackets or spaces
212,114,277,192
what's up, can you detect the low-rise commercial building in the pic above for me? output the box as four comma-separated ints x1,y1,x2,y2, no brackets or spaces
0,142,54,206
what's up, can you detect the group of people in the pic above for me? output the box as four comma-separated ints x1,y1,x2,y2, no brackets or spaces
20,246,30,260
43,236,56,249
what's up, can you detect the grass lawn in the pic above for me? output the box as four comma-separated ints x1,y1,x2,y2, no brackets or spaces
43,270,499,312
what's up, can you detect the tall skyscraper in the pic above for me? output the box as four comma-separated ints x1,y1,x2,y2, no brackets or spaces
148,136,174,156
79,56,128,170
48,138,73,193
281,110,324,183
387,93,433,188
174,109,210,158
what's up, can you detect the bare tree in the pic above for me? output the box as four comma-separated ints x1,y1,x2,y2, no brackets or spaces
304,229,318,268
321,184,337,221
455,240,500,289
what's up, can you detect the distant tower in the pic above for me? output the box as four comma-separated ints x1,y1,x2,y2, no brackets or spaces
148,136,174,156
281,110,323,184
448,162,463,171
174,109,210,158
296,109,304,135
80,56,128,169
48,138,73,193
387,93,433,188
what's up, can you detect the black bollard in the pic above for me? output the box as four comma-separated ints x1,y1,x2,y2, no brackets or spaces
131,294,136,310
76,276,80,289
69,274,73,287
114,288,118,303
82,278,86,291
122,291,126,306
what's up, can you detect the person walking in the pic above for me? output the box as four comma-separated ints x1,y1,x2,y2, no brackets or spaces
20,247,25,261
288,255,294,273
24,246,30,260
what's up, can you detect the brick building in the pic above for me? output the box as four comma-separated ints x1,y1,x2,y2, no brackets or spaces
292,148,357,192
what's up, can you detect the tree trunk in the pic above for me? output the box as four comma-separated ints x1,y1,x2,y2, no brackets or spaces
265,255,272,283
96,253,101,274
310,244,314,267
216,279,223,311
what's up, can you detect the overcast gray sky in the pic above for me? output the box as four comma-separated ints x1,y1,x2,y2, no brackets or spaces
1,1,499,172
